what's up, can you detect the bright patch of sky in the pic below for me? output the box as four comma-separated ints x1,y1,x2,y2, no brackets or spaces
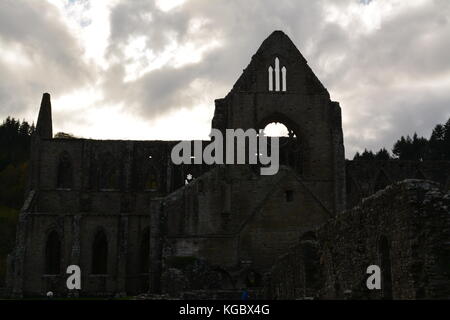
264,123,290,137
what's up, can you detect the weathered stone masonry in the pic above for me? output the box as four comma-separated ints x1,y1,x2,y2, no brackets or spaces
265,180,450,299
6,30,450,299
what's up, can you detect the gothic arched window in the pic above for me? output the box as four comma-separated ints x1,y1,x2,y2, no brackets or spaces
262,121,301,172
92,229,108,275
145,167,158,191
57,151,73,188
140,228,150,273
45,230,61,275
268,57,287,92
99,152,117,190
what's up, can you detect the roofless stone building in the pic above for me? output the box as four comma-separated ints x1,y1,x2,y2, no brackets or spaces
7,31,450,299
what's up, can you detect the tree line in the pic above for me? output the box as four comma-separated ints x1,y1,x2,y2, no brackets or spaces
0,117,35,209
0,117,35,286
353,117,450,161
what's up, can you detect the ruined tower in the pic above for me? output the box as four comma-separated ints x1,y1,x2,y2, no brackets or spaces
36,93,53,139
212,30,346,214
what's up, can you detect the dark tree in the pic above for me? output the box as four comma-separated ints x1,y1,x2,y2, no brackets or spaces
427,124,445,160
375,148,391,161
392,134,428,161
355,149,375,160
0,117,35,208
352,116,450,162
443,118,450,160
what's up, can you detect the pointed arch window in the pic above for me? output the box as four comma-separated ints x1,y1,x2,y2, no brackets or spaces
99,152,117,190
145,166,158,191
45,231,61,275
268,66,274,91
92,229,108,275
268,57,287,92
57,151,73,189
262,121,301,172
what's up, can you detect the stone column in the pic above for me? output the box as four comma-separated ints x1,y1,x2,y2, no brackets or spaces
166,154,172,193
68,215,81,297
149,199,163,293
330,101,346,214
122,142,133,191
12,212,28,298
116,215,128,296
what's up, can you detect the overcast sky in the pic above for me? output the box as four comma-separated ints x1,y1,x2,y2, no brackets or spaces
0,0,449,158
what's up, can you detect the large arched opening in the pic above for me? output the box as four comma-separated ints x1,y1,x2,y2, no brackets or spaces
258,113,303,174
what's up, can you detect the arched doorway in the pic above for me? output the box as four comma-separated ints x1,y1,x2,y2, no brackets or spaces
92,229,108,275
45,230,61,275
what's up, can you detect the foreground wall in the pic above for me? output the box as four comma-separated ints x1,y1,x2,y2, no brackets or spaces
346,160,450,209
265,180,450,299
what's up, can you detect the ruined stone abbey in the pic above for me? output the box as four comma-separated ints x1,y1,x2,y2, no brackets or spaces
6,31,450,299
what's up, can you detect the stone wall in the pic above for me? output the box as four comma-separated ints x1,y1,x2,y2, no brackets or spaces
161,165,332,294
8,30,347,298
346,160,450,209
9,137,185,297
265,180,450,299
211,31,346,215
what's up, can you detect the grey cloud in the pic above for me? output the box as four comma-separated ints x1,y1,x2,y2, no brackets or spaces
102,0,329,117
1,0,449,159
100,0,450,157
345,88,450,156
0,0,93,118
305,1,450,156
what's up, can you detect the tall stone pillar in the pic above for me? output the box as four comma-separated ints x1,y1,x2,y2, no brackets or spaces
149,199,163,293
12,212,28,298
68,215,81,297
36,93,53,139
116,215,128,296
